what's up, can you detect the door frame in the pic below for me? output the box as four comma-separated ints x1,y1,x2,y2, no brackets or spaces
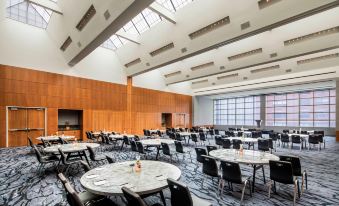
6,106,47,147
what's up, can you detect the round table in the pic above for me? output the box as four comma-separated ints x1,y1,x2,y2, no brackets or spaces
226,137,258,143
80,160,181,199
109,134,135,140
139,139,175,160
44,143,100,165
209,149,279,192
36,135,75,142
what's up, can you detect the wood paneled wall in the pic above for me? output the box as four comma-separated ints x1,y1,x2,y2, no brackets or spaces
0,65,192,147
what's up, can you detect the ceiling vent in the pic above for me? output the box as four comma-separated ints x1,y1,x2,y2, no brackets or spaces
149,43,174,57
241,21,250,30
76,5,96,31
192,79,208,85
60,36,72,51
243,77,248,80
124,58,141,68
189,16,230,39
284,26,339,46
270,53,278,58
164,71,182,78
77,42,82,48
220,66,225,70
104,10,111,20
251,65,280,73
286,69,292,73
258,0,282,9
228,48,263,61
190,62,214,71
217,73,239,80
297,53,339,65
181,47,187,53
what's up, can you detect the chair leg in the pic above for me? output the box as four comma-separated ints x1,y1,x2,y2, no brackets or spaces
262,166,266,184
268,180,272,198
241,180,249,204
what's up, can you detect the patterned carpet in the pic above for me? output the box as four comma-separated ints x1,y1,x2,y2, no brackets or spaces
0,137,339,206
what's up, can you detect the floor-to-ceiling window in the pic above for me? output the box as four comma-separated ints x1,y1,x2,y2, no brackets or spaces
265,89,336,128
214,96,260,126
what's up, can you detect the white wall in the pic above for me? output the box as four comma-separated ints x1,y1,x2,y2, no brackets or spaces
193,96,213,126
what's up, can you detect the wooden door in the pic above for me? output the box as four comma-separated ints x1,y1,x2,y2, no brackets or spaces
8,108,28,147
27,109,45,145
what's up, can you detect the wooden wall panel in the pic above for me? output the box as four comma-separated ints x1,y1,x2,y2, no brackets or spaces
0,65,192,147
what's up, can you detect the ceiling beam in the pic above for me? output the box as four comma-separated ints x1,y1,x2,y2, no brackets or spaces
149,2,176,24
28,0,62,15
116,30,140,44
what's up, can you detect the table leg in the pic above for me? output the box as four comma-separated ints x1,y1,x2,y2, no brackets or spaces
156,146,160,160
83,151,90,165
252,165,256,192
159,190,166,206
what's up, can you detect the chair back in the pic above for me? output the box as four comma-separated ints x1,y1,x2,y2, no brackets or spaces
106,155,115,163
86,146,96,161
58,148,68,165
222,138,231,149
215,129,219,135
136,141,145,154
237,131,243,137
59,137,69,144
209,129,215,135
191,133,198,142
301,130,307,134
122,187,147,206
201,155,219,177
269,132,278,141
174,140,184,153
291,135,301,143
175,133,182,141
80,160,90,172
269,160,294,184
64,182,85,206
199,132,206,141
308,135,319,144
220,161,242,184
258,139,269,151
206,145,217,155
317,134,324,143
41,138,50,148
123,136,130,145
33,145,43,163
282,129,289,134
215,136,222,146
232,139,242,149
195,148,207,163
167,178,193,206
314,130,324,137
281,133,289,142
279,155,302,176
161,142,171,156
157,130,162,137
130,140,138,152
28,137,34,147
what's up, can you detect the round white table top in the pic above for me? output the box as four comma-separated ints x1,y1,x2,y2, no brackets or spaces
287,133,309,138
225,137,258,143
80,160,181,196
139,138,175,146
43,143,100,153
109,134,135,139
36,135,75,141
179,132,198,136
209,149,279,165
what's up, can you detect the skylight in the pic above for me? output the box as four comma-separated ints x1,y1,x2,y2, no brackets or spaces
156,0,193,13
101,35,126,51
6,0,54,29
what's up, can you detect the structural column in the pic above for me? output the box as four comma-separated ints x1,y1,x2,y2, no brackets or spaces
260,95,266,129
336,79,339,141
126,77,132,133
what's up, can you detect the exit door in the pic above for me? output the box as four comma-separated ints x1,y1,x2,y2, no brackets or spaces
7,107,46,147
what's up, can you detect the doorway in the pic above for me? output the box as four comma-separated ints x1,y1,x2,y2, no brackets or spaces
6,107,46,147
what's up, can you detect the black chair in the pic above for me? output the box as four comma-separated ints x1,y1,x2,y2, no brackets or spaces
291,135,303,150
199,132,209,145
195,147,207,163
130,140,139,158
191,133,199,146
87,146,106,165
214,136,223,147
282,129,289,134
41,138,51,148
215,129,220,135
269,132,279,148
122,186,162,206
221,138,231,149
206,145,217,155
308,135,320,151
120,136,130,151
314,131,325,148
232,139,242,149
174,140,192,162
219,161,252,204
279,155,307,193
59,137,69,144
80,160,91,172
161,142,173,162
201,155,220,187
167,178,212,206
280,133,290,148
33,145,59,175
258,139,270,152
268,160,300,205
136,141,152,159
237,131,243,137
64,182,114,206
58,148,81,175
175,133,184,142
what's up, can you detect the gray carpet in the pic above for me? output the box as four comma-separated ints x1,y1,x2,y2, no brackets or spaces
0,137,339,206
